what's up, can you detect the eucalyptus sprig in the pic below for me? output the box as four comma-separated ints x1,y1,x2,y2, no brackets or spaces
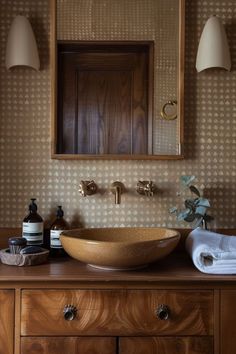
170,176,214,229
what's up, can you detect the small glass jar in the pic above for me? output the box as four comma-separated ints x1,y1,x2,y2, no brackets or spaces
8,237,27,254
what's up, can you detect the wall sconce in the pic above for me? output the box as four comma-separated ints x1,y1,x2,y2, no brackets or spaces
196,15,231,72
5,15,40,71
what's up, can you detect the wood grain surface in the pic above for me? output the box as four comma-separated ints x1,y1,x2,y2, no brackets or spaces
1,251,236,285
21,337,116,354
57,44,150,155
21,289,213,336
1,228,236,285
0,290,14,354
119,336,214,354
220,290,236,354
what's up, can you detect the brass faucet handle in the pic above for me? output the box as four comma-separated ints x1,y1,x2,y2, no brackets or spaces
136,180,156,197
79,180,97,197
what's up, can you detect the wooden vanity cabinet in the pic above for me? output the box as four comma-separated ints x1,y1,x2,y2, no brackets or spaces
0,290,14,354
1,254,236,354
19,287,214,354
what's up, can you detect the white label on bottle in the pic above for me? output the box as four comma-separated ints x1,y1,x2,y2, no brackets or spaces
50,230,64,248
22,222,44,245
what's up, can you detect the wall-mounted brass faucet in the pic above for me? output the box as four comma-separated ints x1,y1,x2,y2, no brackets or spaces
136,180,156,197
110,181,125,204
79,180,97,197
78,180,156,201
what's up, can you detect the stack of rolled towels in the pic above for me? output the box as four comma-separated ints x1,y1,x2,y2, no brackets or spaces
186,227,236,274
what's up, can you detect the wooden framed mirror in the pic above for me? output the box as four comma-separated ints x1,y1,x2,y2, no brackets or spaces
50,0,185,160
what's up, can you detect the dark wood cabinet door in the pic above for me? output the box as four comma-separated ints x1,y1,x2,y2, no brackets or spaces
221,290,236,354
21,337,116,354
0,290,14,354
57,42,152,155
119,337,214,354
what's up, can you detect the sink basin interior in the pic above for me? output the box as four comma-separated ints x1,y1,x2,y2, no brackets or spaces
62,227,178,243
60,227,180,271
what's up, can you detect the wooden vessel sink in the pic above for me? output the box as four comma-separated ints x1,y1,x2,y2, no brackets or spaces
60,228,180,270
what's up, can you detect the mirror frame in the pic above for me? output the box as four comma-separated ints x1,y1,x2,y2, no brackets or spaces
50,0,185,160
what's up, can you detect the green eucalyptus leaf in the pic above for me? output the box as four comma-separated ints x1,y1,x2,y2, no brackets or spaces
169,175,213,225
189,185,201,197
180,175,195,187
196,198,210,208
185,199,195,209
195,212,205,218
184,213,196,222
195,205,207,216
177,209,191,221
169,206,178,214
193,197,200,205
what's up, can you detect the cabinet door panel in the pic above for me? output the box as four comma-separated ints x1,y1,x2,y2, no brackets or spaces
119,337,214,354
21,337,116,354
221,290,236,354
0,290,14,354
57,44,150,156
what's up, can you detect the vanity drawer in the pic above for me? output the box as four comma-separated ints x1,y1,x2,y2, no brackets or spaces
21,289,213,336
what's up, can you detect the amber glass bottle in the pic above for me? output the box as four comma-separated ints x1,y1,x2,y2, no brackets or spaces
50,206,69,257
22,198,44,245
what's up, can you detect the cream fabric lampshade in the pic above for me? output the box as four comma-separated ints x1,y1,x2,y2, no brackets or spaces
6,15,40,71
196,16,231,73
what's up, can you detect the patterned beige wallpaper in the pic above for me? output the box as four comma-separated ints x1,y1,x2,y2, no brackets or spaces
0,0,236,230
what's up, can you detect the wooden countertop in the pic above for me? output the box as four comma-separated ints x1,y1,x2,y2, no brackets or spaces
0,252,236,285
1,228,236,286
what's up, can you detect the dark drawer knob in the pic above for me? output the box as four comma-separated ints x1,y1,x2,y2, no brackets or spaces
156,304,170,320
63,304,77,321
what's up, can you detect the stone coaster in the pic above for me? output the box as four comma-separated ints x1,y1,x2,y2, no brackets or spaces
0,248,49,267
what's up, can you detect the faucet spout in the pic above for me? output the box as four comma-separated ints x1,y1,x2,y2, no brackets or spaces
110,181,125,205
115,185,122,204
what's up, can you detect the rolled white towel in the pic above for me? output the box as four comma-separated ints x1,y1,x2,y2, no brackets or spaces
186,227,236,274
